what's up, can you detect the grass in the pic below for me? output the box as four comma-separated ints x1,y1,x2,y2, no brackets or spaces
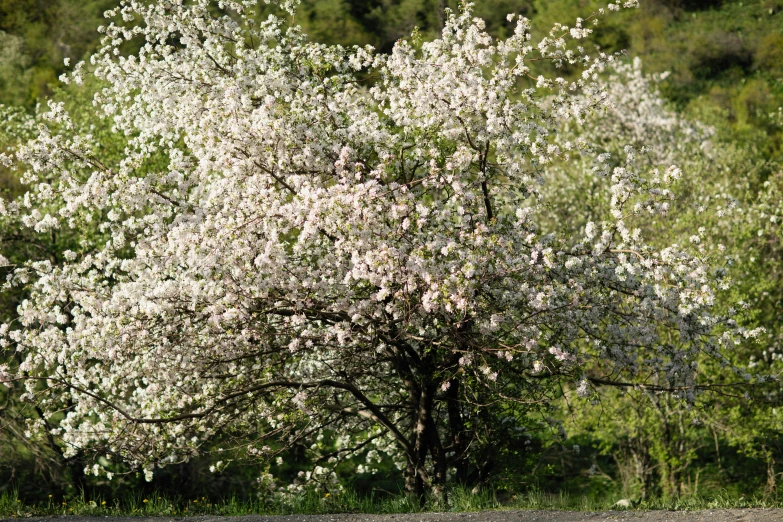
1,487,782,518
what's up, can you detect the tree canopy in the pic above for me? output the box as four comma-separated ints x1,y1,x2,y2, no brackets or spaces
1,0,773,502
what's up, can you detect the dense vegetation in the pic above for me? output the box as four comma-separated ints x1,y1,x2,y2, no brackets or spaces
1,0,782,511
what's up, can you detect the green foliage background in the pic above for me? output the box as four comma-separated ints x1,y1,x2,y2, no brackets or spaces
1,0,782,508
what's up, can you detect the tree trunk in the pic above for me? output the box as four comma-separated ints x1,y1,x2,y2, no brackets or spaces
426,403,447,506
446,379,467,484
405,384,432,505
765,450,777,497
403,381,449,507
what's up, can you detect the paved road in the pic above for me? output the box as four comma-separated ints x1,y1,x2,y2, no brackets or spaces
7,510,782,522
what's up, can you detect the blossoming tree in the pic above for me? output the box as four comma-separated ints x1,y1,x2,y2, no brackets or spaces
0,0,764,500
541,58,783,498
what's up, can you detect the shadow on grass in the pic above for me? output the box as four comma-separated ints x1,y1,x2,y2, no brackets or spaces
1,486,781,517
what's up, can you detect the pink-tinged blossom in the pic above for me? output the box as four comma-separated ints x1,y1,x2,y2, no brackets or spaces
0,0,765,495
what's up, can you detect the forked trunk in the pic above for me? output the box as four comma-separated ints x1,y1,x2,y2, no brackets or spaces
403,383,448,507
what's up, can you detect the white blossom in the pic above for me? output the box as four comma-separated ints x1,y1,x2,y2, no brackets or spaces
0,0,761,496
